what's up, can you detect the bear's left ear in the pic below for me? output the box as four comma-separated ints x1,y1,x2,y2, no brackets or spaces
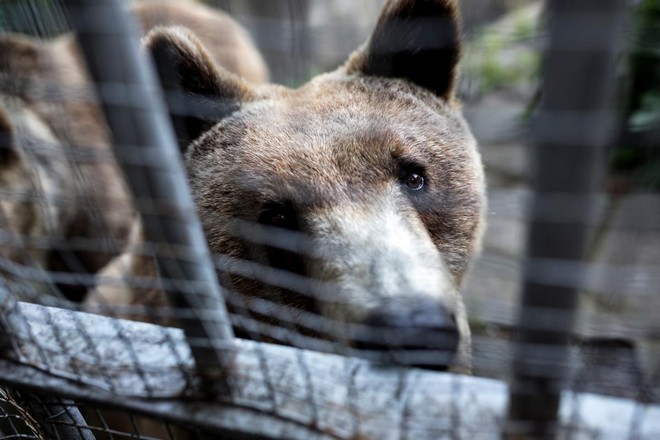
144,26,255,152
345,0,461,101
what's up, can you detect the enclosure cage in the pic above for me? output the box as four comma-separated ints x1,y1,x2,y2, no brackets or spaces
0,0,659,439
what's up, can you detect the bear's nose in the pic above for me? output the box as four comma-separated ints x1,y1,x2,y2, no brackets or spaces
352,299,459,371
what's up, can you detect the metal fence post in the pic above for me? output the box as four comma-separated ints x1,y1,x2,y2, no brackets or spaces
504,1,629,438
62,0,235,396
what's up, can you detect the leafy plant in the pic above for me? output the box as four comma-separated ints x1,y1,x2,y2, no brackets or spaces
611,0,660,190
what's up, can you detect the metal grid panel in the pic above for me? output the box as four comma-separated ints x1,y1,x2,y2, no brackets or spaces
0,0,659,438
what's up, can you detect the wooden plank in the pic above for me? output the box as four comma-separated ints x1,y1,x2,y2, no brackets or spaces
0,302,659,439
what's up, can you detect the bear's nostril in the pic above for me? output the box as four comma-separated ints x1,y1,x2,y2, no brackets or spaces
362,301,457,332
352,300,460,371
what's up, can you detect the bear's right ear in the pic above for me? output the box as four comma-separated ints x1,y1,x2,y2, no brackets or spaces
144,26,254,151
345,0,461,102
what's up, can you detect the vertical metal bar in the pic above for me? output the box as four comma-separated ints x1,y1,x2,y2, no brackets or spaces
245,0,310,85
62,0,234,395
505,1,628,438
22,394,97,440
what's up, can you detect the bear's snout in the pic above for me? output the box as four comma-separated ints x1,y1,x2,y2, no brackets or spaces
352,298,460,371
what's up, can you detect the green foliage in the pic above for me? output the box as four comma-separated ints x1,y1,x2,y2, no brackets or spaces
629,93,660,132
462,4,541,96
612,0,660,190
640,0,660,16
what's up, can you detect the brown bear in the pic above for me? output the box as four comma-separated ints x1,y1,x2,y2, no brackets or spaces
87,0,486,373
132,0,269,85
0,0,269,302
0,33,133,301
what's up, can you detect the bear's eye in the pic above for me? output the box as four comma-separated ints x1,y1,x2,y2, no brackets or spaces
404,172,425,191
398,161,427,192
258,201,299,230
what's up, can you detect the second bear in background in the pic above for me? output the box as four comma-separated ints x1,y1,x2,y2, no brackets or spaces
0,0,268,302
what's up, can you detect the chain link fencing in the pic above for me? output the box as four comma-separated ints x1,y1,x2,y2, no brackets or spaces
1,0,659,438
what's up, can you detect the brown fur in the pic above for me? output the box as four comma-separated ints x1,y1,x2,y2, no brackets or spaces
133,0,268,85
87,0,486,375
0,1,269,301
347,0,461,101
0,34,133,299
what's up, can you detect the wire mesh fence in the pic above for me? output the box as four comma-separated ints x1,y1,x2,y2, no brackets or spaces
0,0,659,438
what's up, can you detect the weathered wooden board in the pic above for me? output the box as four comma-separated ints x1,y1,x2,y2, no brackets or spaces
0,302,658,439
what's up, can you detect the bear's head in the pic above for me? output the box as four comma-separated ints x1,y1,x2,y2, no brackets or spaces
145,0,485,372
